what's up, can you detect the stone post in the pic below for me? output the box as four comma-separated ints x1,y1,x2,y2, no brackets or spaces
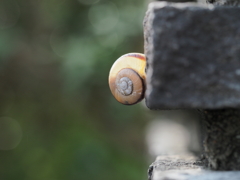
144,1,240,171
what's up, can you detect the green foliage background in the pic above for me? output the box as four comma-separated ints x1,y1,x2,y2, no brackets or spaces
0,0,148,179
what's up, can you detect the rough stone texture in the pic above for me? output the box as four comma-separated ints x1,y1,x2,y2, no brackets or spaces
144,2,240,109
153,0,197,2
207,0,240,6
148,155,204,180
149,155,240,180
199,109,240,170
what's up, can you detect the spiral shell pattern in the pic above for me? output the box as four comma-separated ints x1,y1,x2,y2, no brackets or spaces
108,53,146,105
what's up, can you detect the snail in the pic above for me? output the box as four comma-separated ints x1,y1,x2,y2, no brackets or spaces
108,53,146,105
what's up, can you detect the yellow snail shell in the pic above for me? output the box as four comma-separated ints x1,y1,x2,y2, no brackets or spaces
108,53,146,105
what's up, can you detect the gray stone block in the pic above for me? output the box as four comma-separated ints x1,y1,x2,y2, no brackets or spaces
144,2,240,109
207,0,240,6
153,0,197,2
150,155,240,180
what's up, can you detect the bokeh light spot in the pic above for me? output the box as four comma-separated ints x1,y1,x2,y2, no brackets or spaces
0,117,22,150
50,27,68,57
97,32,119,51
146,119,190,156
88,2,119,34
0,0,20,29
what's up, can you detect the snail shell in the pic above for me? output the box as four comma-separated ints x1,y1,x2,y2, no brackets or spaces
108,53,146,105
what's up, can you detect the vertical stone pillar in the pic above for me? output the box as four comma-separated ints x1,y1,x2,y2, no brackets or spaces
200,109,240,170
144,1,240,170
201,0,240,170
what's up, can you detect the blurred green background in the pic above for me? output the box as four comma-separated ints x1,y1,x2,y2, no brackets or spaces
0,0,149,179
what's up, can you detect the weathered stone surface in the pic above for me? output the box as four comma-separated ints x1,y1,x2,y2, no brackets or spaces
150,155,240,180
144,2,240,109
200,109,240,170
207,0,240,6
154,0,197,2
